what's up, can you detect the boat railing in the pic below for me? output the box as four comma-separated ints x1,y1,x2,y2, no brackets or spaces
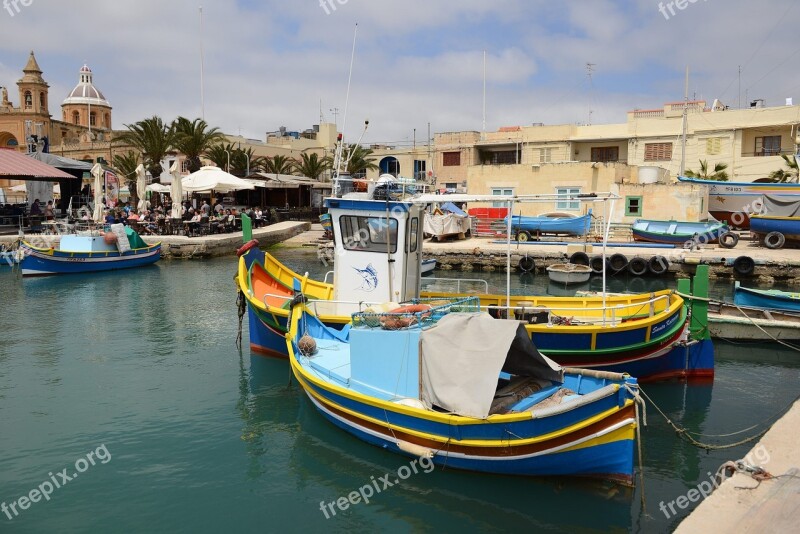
352,296,481,330
323,271,334,285
420,277,489,294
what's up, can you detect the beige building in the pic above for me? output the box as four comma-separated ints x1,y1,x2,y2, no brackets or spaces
433,100,800,219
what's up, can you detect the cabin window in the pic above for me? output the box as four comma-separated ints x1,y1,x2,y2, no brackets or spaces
442,151,461,166
556,187,581,211
625,196,643,217
644,142,673,161
408,217,418,253
491,188,514,208
339,215,398,253
754,136,781,157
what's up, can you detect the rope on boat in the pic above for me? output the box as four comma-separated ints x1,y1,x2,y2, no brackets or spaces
625,383,647,512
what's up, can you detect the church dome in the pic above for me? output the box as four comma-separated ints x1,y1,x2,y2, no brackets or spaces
62,64,111,107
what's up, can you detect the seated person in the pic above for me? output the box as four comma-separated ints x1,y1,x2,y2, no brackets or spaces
44,201,55,221
104,210,115,225
29,199,43,216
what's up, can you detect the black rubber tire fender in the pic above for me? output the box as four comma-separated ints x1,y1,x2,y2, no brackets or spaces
764,232,785,250
589,255,608,275
518,255,535,273
733,256,755,276
648,255,669,276
608,253,628,273
718,232,739,249
569,251,590,266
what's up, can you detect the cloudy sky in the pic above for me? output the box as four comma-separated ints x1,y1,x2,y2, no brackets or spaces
1,0,798,145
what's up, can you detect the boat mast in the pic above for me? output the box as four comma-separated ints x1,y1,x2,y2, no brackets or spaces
333,23,359,197
680,66,689,176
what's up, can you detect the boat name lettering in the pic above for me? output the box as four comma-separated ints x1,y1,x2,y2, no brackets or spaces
651,312,679,336
66,257,87,262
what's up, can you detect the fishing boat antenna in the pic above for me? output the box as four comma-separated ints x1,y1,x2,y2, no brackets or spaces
333,22,359,197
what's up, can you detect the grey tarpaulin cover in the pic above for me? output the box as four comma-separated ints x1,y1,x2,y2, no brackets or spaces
758,194,800,217
419,313,563,419
423,213,471,238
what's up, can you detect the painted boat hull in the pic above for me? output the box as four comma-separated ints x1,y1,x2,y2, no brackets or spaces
509,213,591,236
708,307,800,341
734,282,800,313
546,264,591,284
288,310,638,483
20,242,161,277
421,258,436,275
237,251,713,381
678,176,800,229
631,219,727,245
750,215,800,243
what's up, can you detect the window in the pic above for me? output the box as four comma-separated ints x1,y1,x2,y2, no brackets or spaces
539,148,552,163
339,216,398,253
556,187,581,211
591,146,619,162
644,142,673,161
408,217,418,253
491,188,514,208
104,113,110,128
442,151,461,166
444,182,457,190
482,150,519,165
705,137,723,155
181,160,191,173
625,196,643,216
755,136,781,156
72,111,80,125
39,92,45,109
90,112,96,126
24,91,32,109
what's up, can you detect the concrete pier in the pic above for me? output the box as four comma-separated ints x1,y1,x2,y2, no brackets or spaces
0,221,310,259
676,399,800,533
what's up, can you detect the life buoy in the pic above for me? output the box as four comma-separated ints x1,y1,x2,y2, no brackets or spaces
733,256,755,276
627,256,648,276
648,255,669,276
608,253,628,273
589,255,608,275
518,256,535,273
718,232,739,249
380,304,433,330
236,239,260,257
569,251,590,266
763,232,785,250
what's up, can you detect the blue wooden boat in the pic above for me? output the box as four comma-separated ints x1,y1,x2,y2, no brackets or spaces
286,297,640,484
750,215,800,247
734,282,800,313
20,227,160,277
632,219,729,245
508,211,591,240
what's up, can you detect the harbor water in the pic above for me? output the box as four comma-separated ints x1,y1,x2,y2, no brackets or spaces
1,249,799,533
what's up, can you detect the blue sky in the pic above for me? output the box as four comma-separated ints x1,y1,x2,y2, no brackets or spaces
0,0,798,144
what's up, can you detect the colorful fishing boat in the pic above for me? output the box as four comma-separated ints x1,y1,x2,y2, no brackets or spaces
237,197,714,381
733,282,800,313
632,219,730,245
19,225,160,277
286,296,641,484
508,211,592,241
677,175,800,229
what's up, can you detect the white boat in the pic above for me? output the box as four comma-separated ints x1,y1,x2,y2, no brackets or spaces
546,263,592,285
707,301,800,341
421,258,436,275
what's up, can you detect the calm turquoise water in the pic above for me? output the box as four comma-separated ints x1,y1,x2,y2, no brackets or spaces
1,250,799,533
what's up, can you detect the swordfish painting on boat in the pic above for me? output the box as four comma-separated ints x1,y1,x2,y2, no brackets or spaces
19,224,161,277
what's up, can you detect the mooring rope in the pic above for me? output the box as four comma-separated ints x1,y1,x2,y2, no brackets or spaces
235,288,246,349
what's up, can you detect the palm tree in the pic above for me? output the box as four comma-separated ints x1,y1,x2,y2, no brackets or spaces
294,152,332,181
204,143,232,170
263,154,295,175
173,117,225,173
112,151,140,206
767,154,799,183
683,159,729,181
341,144,378,177
229,147,258,177
114,116,176,182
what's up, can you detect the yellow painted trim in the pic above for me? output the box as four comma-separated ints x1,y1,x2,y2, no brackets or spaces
558,423,636,453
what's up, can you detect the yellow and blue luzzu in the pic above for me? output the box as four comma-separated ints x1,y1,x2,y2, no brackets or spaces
285,297,641,484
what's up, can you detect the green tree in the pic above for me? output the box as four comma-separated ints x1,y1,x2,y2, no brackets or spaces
230,147,258,177
341,144,378,176
767,154,799,183
204,143,232,170
173,117,225,173
262,154,295,175
294,152,332,180
683,159,729,181
112,151,140,206
114,116,176,182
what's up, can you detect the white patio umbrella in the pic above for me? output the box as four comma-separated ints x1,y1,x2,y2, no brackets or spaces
145,183,171,193
170,161,183,219
135,164,147,213
91,163,104,223
182,165,256,193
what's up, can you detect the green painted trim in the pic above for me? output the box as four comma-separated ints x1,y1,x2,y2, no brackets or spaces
625,196,643,217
